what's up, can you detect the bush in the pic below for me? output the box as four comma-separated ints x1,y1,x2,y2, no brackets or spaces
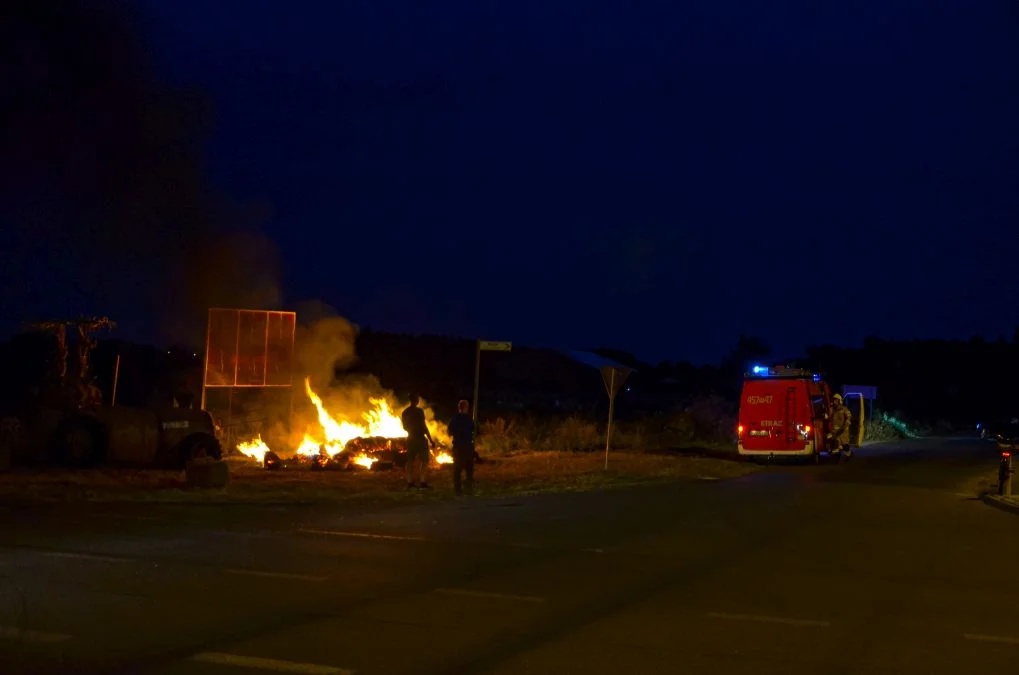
863,417,906,443
611,421,648,451
864,409,939,442
476,396,741,454
479,417,527,454
549,417,601,452
687,395,737,444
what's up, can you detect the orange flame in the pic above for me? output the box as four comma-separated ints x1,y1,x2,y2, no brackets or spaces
238,378,450,466
236,435,271,465
304,379,370,449
352,454,377,469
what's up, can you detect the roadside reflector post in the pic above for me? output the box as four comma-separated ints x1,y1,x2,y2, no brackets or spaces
999,451,1013,496
600,366,632,470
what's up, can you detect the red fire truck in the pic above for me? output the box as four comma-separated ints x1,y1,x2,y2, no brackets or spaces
737,365,840,462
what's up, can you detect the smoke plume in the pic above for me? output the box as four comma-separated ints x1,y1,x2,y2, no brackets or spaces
266,305,450,450
0,0,281,343
293,302,359,390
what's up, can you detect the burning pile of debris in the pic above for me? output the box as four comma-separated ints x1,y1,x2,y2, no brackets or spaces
234,378,453,471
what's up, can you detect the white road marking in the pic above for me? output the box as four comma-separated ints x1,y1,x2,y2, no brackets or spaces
964,633,1019,645
706,612,830,628
191,652,353,674
0,626,73,643
434,587,546,603
41,551,130,563
226,568,327,582
297,528,426,542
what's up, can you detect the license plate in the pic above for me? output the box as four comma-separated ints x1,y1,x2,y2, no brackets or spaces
750,430,769,437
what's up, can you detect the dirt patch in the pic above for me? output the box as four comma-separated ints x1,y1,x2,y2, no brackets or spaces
0,451,758,506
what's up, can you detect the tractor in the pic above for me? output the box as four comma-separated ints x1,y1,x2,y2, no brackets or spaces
0,317,220,470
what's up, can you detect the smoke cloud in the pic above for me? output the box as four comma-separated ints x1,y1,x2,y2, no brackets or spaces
293,302,359,390
250,306,450,452
1,0,282,343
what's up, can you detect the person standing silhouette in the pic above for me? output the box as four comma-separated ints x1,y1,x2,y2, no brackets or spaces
401,394,434,489
447,399,476,495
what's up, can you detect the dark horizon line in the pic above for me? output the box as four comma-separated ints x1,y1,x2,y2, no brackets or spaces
5,323,1017,371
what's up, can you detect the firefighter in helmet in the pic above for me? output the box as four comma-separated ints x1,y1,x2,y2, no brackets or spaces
828,393,852,457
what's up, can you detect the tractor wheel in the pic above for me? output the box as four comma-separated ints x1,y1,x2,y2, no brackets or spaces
177,434,221,470
55,419,105,469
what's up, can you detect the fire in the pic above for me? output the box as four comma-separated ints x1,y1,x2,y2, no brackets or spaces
237,378,452,467
301,377,447,450
352,454,377,469
363,397,406,438
295,435,322,457
236,435,271,464
304,379,372,449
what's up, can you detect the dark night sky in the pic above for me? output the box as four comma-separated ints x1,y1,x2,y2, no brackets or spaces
3,1,1018,364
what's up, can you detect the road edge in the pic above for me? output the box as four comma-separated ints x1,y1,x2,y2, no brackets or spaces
980,492,1019,516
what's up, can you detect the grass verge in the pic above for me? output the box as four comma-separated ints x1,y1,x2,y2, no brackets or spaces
0,451,758,506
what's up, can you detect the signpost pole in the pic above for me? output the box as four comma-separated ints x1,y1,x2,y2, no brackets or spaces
200,309,213,411
604,368,616,470
111,354,121,406
472,339,481,426
472,341,511,426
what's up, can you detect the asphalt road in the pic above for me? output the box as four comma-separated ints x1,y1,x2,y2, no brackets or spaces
1,437,1017,675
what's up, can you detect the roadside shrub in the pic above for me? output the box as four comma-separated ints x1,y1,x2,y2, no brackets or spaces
687,395,737,444
477,396,742,454
876,411,921,439
863,417,906,443
612,421,648,451
479,417,523,454
549,416,600,452
662,412,696,447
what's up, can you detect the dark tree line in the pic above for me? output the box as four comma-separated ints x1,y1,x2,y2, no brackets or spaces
2,328,1016,428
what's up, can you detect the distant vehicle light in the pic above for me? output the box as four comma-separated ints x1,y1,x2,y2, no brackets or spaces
751,365,768,375
813,374,821,382
804,425,811,434
737,425,744,435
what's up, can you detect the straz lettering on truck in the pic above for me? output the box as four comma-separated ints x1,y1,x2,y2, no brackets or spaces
760,420,784,427
745,396,774,404
161,421,190,430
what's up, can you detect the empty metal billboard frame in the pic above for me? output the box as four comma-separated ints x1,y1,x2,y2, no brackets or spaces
200,308,297,410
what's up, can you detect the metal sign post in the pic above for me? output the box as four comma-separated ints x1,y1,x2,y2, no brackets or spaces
601,365,632,469
472,340,512,426
111,354,121,406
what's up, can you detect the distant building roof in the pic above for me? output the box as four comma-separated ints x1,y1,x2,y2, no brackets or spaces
559,349,634,372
